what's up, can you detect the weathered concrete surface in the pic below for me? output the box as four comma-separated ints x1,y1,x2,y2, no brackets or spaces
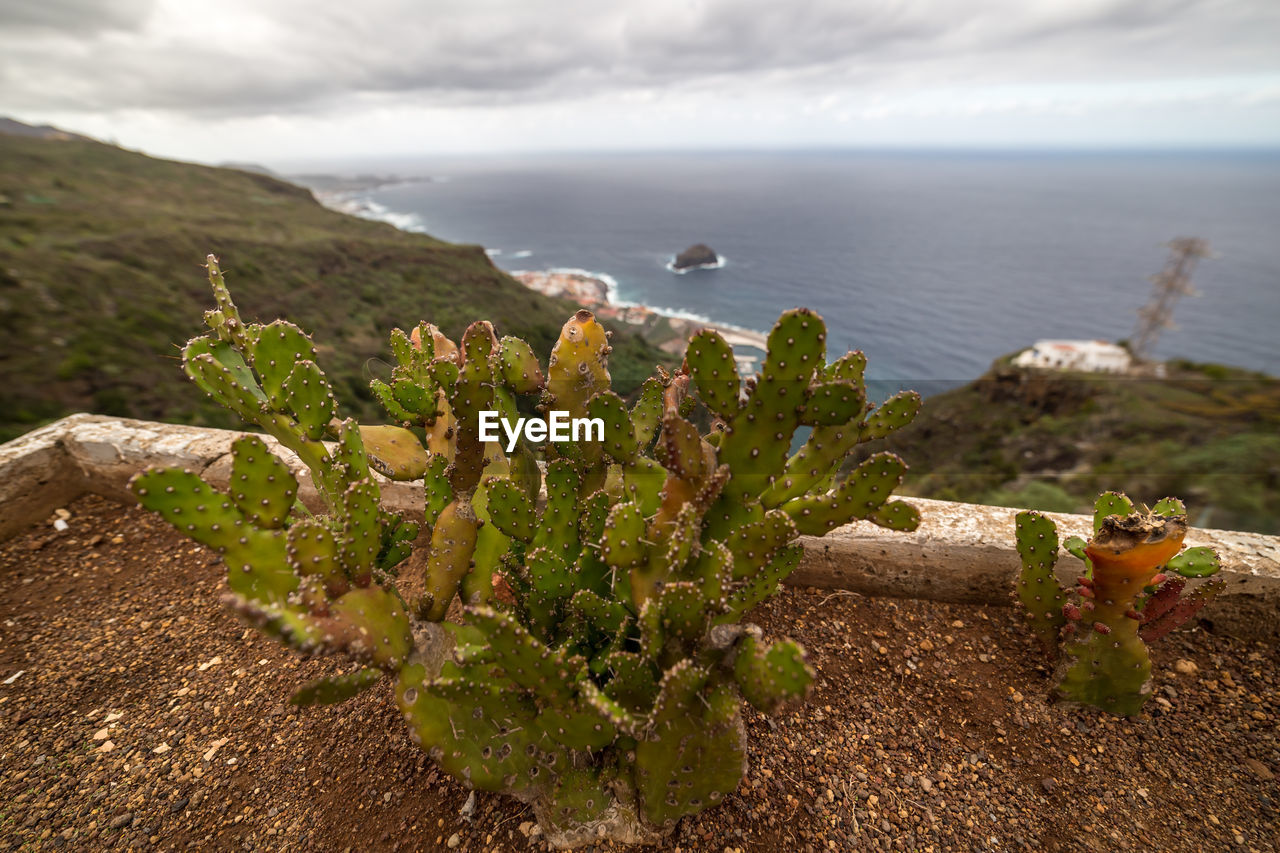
792,497,1280,641
3,415,1278,639
0,417,88,540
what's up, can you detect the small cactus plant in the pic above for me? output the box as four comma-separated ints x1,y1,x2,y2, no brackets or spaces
1015,492,1225,716
131,255,922,847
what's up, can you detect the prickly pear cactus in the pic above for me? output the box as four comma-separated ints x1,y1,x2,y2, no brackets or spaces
1014,492,1225,716
131,255,922,847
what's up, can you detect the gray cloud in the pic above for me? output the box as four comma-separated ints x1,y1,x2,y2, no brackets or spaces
0,0,1277,117
0,0,153,34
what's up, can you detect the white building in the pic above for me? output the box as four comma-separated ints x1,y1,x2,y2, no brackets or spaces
1013,340,1133,374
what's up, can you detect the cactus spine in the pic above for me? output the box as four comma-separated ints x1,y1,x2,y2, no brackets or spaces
1014,492,1225,716
131,255,921,847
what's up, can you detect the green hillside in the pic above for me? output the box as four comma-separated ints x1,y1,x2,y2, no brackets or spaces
861,359,1280,535
0,133,669,440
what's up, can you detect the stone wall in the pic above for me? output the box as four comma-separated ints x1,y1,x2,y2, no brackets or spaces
3,414,1277,639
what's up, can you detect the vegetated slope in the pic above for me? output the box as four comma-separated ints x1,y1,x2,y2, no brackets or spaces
0,133,668,440
860,360,1280,535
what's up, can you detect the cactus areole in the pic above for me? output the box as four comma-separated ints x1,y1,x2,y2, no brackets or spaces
130,254,923,847
1015,492,1225,717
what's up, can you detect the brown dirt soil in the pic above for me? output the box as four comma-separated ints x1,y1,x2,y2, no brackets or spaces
1,495,1277,852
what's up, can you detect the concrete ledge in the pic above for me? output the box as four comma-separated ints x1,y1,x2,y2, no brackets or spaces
3,414,1277,640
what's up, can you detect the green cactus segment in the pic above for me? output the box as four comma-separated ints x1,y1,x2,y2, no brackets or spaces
536,693,617,751
569,589,629,641
333,419,371,485
687,329,741,420
600,502,648,571
497,335,545,393
358,425,430,481
866,499,919,532
1140,577,1226,642
522,547,578,638
250,320,317,407
460,321,499,381
801,380,865,427
1151,497,1188,518
636,667,745,828
391,379,440,426
629,378,664,448
733,635,813,713
535,460,581,560
396,662,543,796
506,441,539,499
421,454,452,529
326,586,414,669
468,606,582,698
1093,491,1135,532
780,452,907,536
578,490,612,545
463,483,510,606
1014,510,1068,654
543,767,614,829
760,422,861,508
130,467,295,602
858,391,923,441
388,326,420,369
587,391,639,461
1165,545,1221,578
338,481,382,584
722,511,797,580
622,456,665,516
639,582,707,657
1062,535,1089,562
721,543,803,623
369,379,413,424
598,651,659,715
183,347,266,422
421,499,481,621
285,519,345,594
227,436,297,529
283,360,337,439
1054,622,1151,716
717,309,825,499
379,515,418,573
824,350,868,392
484,478,537,542
290,667,383,707
229,584,411,668
691,540,734,607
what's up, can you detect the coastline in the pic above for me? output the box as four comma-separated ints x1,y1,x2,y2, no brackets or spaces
306,184,767,371
510,268,766,369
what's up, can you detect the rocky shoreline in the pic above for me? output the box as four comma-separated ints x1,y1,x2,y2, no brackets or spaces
303,183,766,368
511,268,766,367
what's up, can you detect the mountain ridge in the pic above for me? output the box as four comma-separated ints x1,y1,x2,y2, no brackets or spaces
0,127,669,440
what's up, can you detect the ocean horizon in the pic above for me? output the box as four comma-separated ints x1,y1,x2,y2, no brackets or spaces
300,149,1280,386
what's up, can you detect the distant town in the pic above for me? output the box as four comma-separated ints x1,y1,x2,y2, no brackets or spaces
511,269,767,371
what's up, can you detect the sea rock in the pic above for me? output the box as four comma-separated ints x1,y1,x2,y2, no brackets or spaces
672,243,719,270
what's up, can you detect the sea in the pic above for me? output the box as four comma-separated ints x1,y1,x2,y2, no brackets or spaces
313,150,1280,390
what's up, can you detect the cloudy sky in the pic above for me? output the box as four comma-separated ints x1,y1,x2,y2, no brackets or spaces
2,0,1279,165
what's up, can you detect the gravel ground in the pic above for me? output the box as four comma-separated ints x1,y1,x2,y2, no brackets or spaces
1,495,1276,852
